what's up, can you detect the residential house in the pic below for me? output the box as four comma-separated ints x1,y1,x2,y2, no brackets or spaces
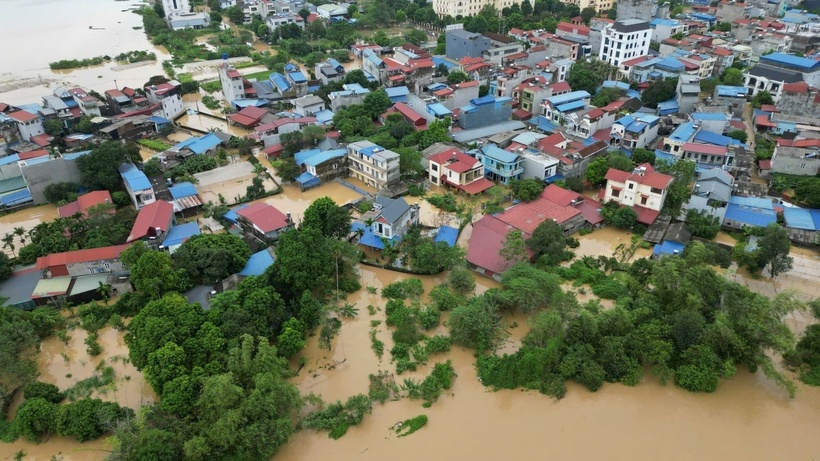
104,89,134,114
315,59,346,85
346,141,400,189
67,88,102,117
432,0,528,18
169,132,224,159
144,81,185,119
744,52,820,101
685,168,734,222
680,130,740,168
650,18,686,41
713,85,747,116
254,116,317,147
162,222,201,254
162,0,209,29
57,191,113,219
475,145,523,184
540,90,591,127
599,19,652,68
609,113,660,151
482,40,524,66
97,115,156,142
219,64,250,104
36,244,130,278
316,3,348,20
771,138,820,176
385,86,410,104
8,110,44,142
723,196,778,230
168,181,203,214
446,28,492,60
126,200,175,243
778,82,820,120
356,196,419,250
292,94,326,117
119,163,155,209
783,207,820,245
603,163,674,225
676,74,701,115
293,148,347,190
235,202,294,241
427,148,494,194
537,133,609,179
460,56,493,84
329,83,370,111
458,96,512,130
505,132,561,181
228,106,270,128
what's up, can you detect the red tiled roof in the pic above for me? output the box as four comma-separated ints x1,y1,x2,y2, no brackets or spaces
537,132,568,153
592,128,610,142
605,164,674,190
8,110,38,123
505,52,528,60
622,55,651,67
429,148,481,173
255,117,316,132
263,144,284,156
682,142,728,156
496,195,582,234
755,114,777,128
783,81,810,94
712,47,732,56
759,159,771,170
394,102,425,125
760,104,779,113
408,58,434,69
456,177,494,194
729,120,746,130
30,133,53,147
556,21,590,36
36,244,130,270
601,100,624,112
19,149,48,160
454,80,479,89
549,81,571,93
586,108,604,120
434,88,454,97
633,205,660,225
778,138,820,147
512,109,532,120
127,200,174,242
236,202,290,233
226,69,243,78
466,215,531,276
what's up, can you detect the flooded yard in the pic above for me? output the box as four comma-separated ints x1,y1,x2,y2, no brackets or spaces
0,204,59,258
176,111,249,137
261,182,368,224
194,161,276,205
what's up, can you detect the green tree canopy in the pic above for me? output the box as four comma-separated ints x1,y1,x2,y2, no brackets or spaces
526,219,569,265
172,233,251,284
641,78,678,109
301,196,352,239
76,142,140,190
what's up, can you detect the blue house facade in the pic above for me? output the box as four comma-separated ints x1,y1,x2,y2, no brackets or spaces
458,96,512,130
474,145,523,184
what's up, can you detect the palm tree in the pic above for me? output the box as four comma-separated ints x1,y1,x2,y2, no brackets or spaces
14,227,26,246
2,233,15,257
97,282,112,302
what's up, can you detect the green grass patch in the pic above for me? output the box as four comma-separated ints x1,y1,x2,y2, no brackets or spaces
241,70,273,81
63,363,116,401
395,415,428,437
138,139,172,151
201,80,222,93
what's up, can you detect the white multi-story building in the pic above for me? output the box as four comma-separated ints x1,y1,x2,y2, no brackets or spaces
599,19,651,68
603,164,674,213
219,64,246,104
433,0,524,18
347,141,401,189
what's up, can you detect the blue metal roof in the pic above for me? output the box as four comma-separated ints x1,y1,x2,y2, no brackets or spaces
288,71,308,83
314,109,335,125
223,203,249,224
529,115,558,133
601,81,629,90
385,86,410,97
327,58,342,70
270,73,291,91
657,99,679,115
471,95,497,106
725,203,777,227
169,182,198,200
760,52,820,71
239,249,275,276
303,149,346,166
715,85,747,98
233,99,267,108
694,130,732,147
656,57,685,71
364,49,383,67
434,225,458,246
119,163,152,191
428,103,452,117
358,227,400,250
547,90,590,106
0,189,32,206
359,144,388,157
163,222,201,247
62,150,91,160
690,13,716,21
655,150,678,164
669,122,697,142
432,57,457,69
653,240,685,257
0,155,20,166
783,207,818,231
295,171,321,186
284,63,299,72
691,112,727,121
186,133,222,155
650,18,681,27
294,148,321,165
480,144,519,164
148,116,171,124
729,196,775,209
556,100,586,112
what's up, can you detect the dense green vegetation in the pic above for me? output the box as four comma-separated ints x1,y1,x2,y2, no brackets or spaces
470,243,803,398
114,50,157,63
49,56,107,70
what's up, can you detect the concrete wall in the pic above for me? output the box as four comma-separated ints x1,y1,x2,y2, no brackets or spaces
779,90,820,119
21,158,83,205
616,0,657,22
66,258,124,277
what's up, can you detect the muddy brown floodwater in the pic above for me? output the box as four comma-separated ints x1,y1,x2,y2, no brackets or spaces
276,265,820,461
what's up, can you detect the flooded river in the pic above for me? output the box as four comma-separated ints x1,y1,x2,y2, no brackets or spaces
0,0,169,106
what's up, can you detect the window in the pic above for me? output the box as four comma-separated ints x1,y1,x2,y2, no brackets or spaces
612,189,620,197
650,187,663,194
628,183,634,190
640,197,648,205
431,164,438,171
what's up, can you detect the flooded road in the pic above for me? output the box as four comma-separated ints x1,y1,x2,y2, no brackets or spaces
574,226,653,260
0,0,170,106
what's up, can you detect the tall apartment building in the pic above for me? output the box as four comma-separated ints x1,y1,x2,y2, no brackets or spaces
599,20,651,68
347,141,401,189
563,0,613,13
433,0,524,18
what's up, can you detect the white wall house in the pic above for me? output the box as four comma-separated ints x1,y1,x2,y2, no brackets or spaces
599,19,651,68
603,164,673,212
8,111,45,141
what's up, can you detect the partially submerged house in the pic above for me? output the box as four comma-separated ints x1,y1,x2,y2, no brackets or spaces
356,196,420,250
234,202,294,241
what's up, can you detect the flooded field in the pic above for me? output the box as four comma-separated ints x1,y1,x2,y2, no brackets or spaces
574,226,653,260
261,182,369,224
0,0,169,106
0,204,58,258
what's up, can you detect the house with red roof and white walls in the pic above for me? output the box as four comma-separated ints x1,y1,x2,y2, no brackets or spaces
603,163,674,225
